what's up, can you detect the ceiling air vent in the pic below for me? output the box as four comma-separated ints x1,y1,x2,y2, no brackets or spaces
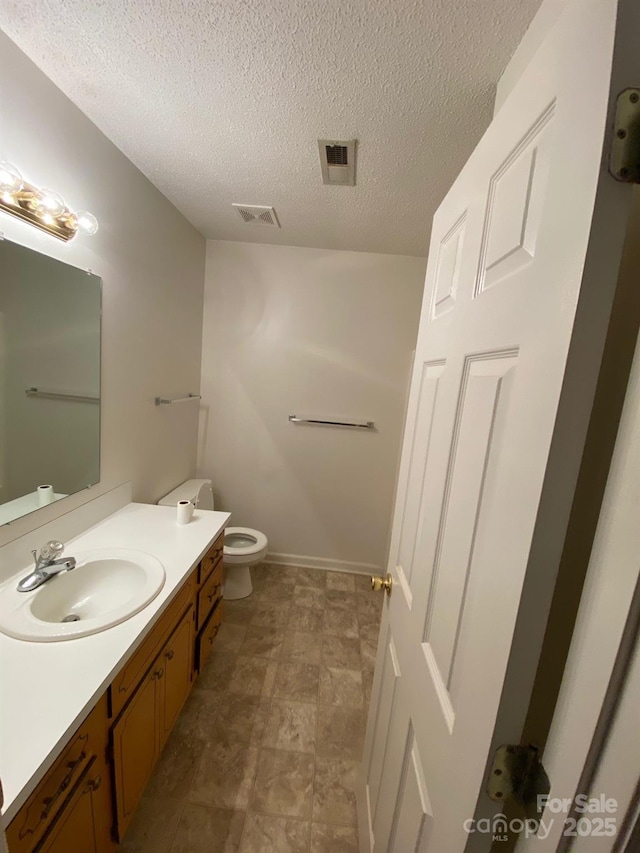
318,139,356,186
232,204,280,227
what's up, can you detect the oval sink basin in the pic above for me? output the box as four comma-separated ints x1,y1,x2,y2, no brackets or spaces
0,549,165,642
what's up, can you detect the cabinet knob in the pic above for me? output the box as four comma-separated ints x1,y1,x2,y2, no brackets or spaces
154,668,164,680
165,649,175,661
88,775,101,792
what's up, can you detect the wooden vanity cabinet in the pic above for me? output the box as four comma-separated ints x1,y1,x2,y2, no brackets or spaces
6,695,114,853
111,598,195,839
6,529,226,853
37,757,113,853
194,531,224,674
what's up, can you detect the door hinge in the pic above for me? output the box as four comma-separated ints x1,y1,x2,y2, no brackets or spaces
609,88,640,183
487,744,550,811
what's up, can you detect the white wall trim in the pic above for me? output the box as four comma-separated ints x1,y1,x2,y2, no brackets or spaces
265,551,381,576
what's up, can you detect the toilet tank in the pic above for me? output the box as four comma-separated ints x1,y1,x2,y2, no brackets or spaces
158,478,214,510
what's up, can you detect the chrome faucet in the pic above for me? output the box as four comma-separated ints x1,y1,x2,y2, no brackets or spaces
17,540,77,592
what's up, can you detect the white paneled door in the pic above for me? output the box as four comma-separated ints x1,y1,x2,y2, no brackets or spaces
359,1,639,850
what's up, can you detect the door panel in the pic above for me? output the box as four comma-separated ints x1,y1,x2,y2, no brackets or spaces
359,1,638,849
389,731,432,853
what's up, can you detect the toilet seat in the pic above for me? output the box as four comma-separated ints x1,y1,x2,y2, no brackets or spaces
223,527,268,565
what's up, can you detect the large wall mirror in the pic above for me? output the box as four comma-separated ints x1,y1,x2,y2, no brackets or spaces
0,239,101,525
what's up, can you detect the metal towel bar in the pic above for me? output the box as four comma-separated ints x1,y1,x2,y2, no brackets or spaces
26,387,99,403
155,393,202,405
288,415,375,430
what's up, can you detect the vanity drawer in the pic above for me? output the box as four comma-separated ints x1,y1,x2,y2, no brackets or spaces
196,601,223,673
198,531,224,586
6,694,109,853
109,570,196,719
197,561,222,629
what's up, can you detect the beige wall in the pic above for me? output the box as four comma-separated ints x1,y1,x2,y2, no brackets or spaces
0,31,206,545
198,240,425,571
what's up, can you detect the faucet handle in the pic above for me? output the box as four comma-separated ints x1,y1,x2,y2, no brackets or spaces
40,540,64,561
31,549,38,568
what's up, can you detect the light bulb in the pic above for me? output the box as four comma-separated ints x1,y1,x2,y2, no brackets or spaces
75,210,99,236
0,161,23,194
35,188,65,217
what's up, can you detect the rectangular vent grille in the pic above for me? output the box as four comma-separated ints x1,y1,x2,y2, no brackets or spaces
318,139,356,186
232,204,280,227
326,145,349,166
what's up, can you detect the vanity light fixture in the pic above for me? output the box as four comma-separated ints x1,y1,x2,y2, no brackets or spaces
0,162,98,242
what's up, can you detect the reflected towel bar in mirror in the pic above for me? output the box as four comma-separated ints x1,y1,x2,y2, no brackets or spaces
155,393,202,405
26,387,99,404
288,415,375,430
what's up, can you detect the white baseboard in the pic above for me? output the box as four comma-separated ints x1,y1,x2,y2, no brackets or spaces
265,551,381,575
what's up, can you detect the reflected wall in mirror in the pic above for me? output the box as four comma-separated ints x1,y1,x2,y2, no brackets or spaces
0,239,101,525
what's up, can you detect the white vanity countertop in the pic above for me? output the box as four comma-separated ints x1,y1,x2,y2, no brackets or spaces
0,501,230,823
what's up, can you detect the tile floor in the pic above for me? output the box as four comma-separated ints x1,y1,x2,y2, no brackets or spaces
121,564,382,853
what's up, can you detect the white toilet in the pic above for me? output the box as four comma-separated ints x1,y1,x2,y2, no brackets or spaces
158,478,267,600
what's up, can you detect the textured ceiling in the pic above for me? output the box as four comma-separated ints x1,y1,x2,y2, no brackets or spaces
0,0,541,256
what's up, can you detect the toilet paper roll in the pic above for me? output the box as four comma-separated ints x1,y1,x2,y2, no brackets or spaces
176,500,194,525
37,485,55,507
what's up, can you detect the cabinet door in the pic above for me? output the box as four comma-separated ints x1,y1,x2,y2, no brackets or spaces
38,763,110,853
160,607,194,745
111,668,160,839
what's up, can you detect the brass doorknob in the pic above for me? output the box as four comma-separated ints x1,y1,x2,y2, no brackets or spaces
371,573,393,596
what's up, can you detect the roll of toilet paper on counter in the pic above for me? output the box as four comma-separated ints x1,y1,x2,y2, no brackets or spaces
37,485,55,507
176,500,194,525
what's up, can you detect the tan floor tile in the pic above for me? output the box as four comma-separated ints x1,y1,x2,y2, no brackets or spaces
250,749,314,819
227,656,277,697
273,660,320,702
253,564,299,588
145,732,204,800
174,688,223,741
312,757,359,825
121,797,183,853
288,604,323,633
293,586,326,610
322,636,361,670
324,591,357,612
212,694,271,745
262,700,317,753
317,705,365,760
240,813,310,853
310,822,359,852
189,742,260,809
357,614,381,645
224,599,256,625
240,626,285,659
249,603,292,628
169,803,245,852
294,568,326,589
354,574,374,593
360,639,377,672
216,623,249,653
355,593,382,620
325,572,356,592
322,609,359,639
318,667,363,709
198,649,238,691
254,583,295,605
281,631,323,664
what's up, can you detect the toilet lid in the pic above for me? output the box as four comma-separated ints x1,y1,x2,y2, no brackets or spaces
223,526,268,555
